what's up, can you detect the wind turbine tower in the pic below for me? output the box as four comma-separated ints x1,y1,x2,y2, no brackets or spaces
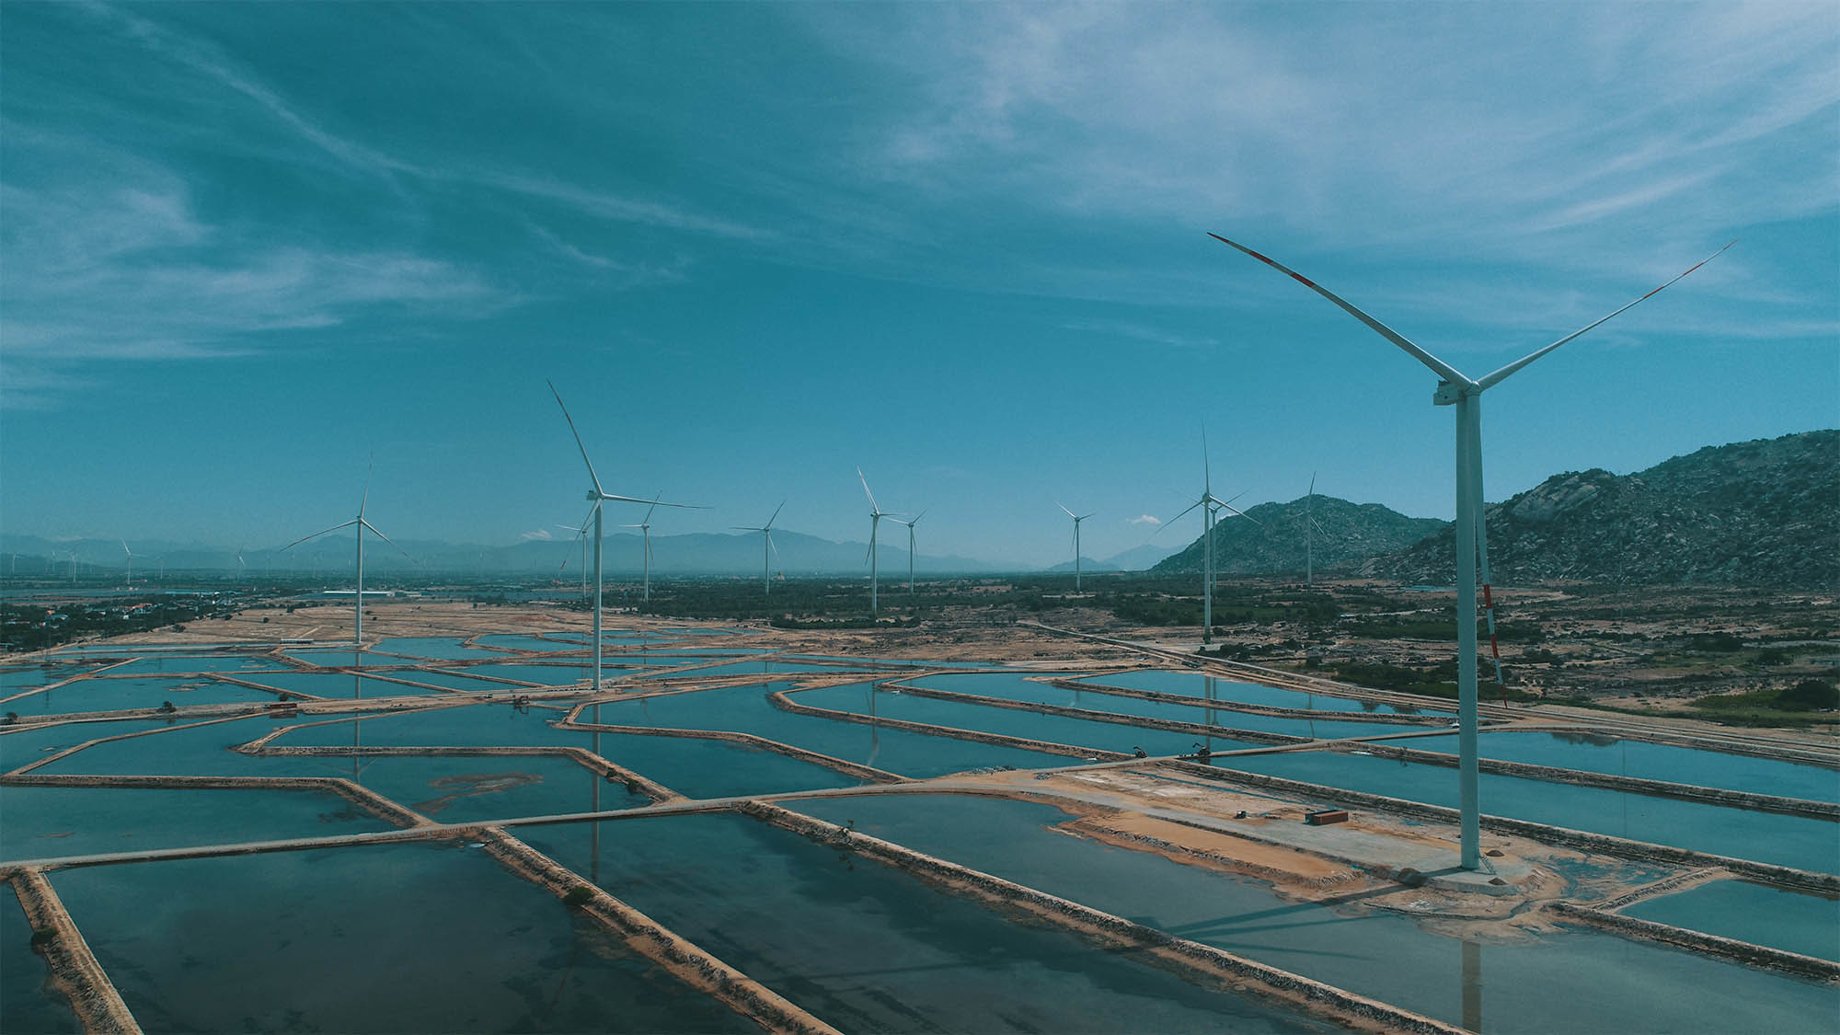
899,510,927,592
281,466,410,647
858,468,892,616
120,540,133,589
734,501,786,596
1170,431,1251,645
622,495,665,602
549,381,700,693
1056,503,1093,592
1210,231,1731,871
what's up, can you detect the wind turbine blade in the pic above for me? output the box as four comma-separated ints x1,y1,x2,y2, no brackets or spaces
767,500,786,529
1219,505,1263,527
1476,240,1736,391
547,380,605,496
732,525,767,532
857,467,881,514
1208,232,1474,387
360,519,414,560
282,520,358,551
768,535,781,562
1078,512,1095,521
1056,501,1076,519
1169,499,1204,524
359,455,373,518
597,492,702,508
1308,472,1316,497
911,509,927,525
642,494,661,523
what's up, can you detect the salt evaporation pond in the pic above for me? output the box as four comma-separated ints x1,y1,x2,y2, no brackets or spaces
474,634,588,653
797,681,1265,757
1626,880,1840,962
49,842,753,1033
0,784,391,862
792,793,1840,1034
591,681,1072,776
349,754,650,823
903,672,1429,740
237,669,451,699
1218,749,1840,874
1075,669,1445,715
2,676,279,716
518,811,1335,1033
370,636,502,661
1,664,93,692
274,706,864,799
637,660,869,679
35,715,357,779
1,880,80,1033
1,719,175,772
1409,730,1840,804
101,655,287,676
365,668,512,693
459,663,594,685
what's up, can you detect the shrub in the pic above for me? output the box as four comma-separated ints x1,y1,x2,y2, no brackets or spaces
562,885,595,908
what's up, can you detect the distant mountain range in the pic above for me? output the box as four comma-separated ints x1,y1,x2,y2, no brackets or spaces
1043,543,1184,574
1152,496,1448,577
1366,430,1838,589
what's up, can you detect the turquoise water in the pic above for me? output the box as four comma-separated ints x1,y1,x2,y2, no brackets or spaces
784,654,996,669
1076,669,1443,715
350,754,651,822
638,660,869,679
101,655,287,676
798,681,1263,757
281,648,407,666
475,634,588,653
50,842,751,1033
1,880,79,1033
236,669,449,698
36,715,351,778
274,707,864,800
1218,749,1840,874
518,811,1333,1033
460,663,594,685
4,676,279,716
0,718,175,773
1,664,92,692
0,784,392,862
367,668,517,693
905,672,1428,741
591,682,1072,776
1408,730,1840,804
793,793,1839,1034
1627,880,1840,962
370,636,502,660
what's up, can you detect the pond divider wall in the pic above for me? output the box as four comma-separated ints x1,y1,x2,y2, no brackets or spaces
772,689,1128,761
1595,867,1730,911
251,743,683,803
1,772,431,829
560,714,905,785
7,868,141,1034
1547,901,1840,983
742,801,1465,1035
877,682,1314,745
1163,760,1840,895
477,827,840,1035
1037,677,1455,725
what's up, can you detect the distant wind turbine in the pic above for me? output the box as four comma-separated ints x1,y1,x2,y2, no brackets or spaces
281,464,411,647
621,494,665,602
119,540,133,588
899,510,927,592
557,518,591,603
733,501,786,596
1210,231,1731,871
1168,429,1253,645
1056,503,1093,592
1303,474,1325,588
549,380,701,693
858,468,895,616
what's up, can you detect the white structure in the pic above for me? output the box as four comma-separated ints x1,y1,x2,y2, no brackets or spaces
858,468,894,615
282,468,409,647
549,381,699,693
622,495,665,602
1169,431,1251,645
1056,503,1093,592
1211,231,1731,871
898,510,927,592
734,501,786,596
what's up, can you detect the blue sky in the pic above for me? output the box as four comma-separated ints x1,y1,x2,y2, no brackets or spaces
2,1,1834,567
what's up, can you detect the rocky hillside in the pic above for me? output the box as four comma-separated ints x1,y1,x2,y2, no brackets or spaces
1366,430,1839,589
1152,496,1447,576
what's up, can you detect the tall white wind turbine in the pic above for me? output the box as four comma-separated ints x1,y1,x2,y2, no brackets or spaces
899,510,927,592
621,495,665,602
119,540,133,588
1303,474,1325,588
1210,232,1731,871
281,468,411,648
1056,503,1093,592
733,501,786,596
1168,430,1252,646
549,381,701,693
858,468,893,616
556,519,591,603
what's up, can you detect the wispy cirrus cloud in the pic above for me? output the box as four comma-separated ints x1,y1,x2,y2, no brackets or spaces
1127,514,1161,526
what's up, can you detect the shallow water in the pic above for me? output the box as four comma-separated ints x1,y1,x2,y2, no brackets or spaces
1076,669,1443,716
637,660,869,679
798,680,1263,757
1626,880,1840,962
519,811,1333,1033
905,672,1429,741
591,681,1072,776
50,841,752,1033
1407,730,1840,804
459,663,595,685
0,880,79,1033
474,634,588,653
235,669,450,699
1,664,93,693
365,667,516,693
36,715,350,778
1218,749,1840,874
370,636,502,661
99,655,287,676
4,676,278,716
792,793,1839,1034
350,754,651,823
0,784,392,862
0,718,177,773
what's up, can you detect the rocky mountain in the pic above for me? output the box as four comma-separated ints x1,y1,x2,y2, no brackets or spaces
1151,496,1447,576
1366,430,1839,589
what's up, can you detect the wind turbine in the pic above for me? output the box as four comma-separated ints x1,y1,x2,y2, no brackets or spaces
557,517,591,603
1168,430,1253,645
1302,474,1325,588
621,495,664,602
236,549,247,582
1209,231,1731,871
733,501,785,596
858,468,894,616
898,510,927,593
1056,503,1093,592
281,467,411,648
119,540,133,588
548,381,700,693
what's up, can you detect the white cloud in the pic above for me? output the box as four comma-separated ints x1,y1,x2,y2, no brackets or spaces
1127,514,1161,526
519,529,554,541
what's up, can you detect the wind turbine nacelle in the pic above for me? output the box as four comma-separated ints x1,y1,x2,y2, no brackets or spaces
1432,381,1469,406
585,490,601,502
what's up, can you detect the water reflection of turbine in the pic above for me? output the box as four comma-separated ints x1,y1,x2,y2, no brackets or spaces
866,683,881,771
1461,938,1483,1033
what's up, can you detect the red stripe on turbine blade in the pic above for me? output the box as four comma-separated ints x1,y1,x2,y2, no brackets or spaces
1292,273,1318,289
1250,251,1276,265
1490,637,1501,659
